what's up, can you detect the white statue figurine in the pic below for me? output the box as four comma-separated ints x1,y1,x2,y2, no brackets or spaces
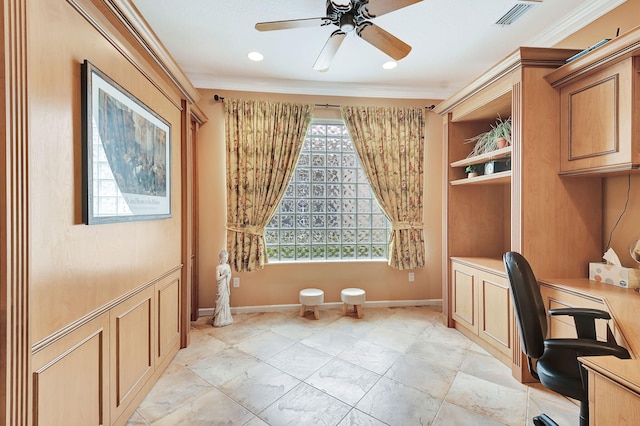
213,250,233,327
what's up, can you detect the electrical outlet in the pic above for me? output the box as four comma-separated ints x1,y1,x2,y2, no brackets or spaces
408,272,415,282
233,277,240,288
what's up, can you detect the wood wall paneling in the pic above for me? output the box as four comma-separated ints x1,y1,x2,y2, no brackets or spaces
32,313,110,426
157,278,180,360
110,287,154,423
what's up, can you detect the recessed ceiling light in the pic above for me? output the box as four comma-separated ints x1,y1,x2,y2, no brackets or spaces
248,51,264,61
382,61,397,70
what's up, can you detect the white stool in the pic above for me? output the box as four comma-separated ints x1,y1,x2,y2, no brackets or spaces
299,288,324,320
341,288,366,319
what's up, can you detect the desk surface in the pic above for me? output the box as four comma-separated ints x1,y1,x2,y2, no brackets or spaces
539,277,640,394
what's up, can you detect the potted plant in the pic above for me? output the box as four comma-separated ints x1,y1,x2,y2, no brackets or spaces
492,116,512,149
466,116,512,156
465,164,480,178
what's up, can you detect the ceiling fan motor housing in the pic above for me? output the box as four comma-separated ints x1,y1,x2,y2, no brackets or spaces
326,0,372,31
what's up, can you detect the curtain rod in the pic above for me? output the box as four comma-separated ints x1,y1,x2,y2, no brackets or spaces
213,95,435,110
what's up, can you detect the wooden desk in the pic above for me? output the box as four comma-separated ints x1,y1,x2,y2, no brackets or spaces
539,278,640,425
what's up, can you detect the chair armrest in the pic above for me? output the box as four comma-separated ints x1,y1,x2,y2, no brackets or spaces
544,338,631,359
548,308,610,320
548,308,611,340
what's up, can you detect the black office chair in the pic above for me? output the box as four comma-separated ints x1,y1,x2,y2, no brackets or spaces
503,251,631,426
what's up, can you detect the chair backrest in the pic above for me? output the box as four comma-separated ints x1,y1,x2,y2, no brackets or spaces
503,251,547,359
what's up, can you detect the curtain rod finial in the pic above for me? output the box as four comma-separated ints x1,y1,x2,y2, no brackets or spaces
214,94,224,102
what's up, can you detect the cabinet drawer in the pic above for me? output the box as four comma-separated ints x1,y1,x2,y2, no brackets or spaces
559,57,640,175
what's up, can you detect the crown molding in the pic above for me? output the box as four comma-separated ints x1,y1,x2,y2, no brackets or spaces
188,73,452,100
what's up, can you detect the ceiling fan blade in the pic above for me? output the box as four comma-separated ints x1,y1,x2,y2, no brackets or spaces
255,17,330,32
356,23,411,60
363,0,423,17
313,30,346,71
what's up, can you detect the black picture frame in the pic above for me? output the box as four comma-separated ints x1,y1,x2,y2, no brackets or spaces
81,60,171,224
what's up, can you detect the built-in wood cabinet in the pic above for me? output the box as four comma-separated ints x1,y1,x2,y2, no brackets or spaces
451,258,513,364
546,27,640,176
435,47,603,382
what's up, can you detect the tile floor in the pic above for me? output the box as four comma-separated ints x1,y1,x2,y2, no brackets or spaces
126,306,579,425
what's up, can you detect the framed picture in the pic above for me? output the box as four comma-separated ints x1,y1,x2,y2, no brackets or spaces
81,60,171,224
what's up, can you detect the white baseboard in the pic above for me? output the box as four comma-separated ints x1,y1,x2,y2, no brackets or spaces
199,299,442,317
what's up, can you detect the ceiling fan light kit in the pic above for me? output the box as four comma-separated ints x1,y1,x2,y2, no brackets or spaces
255,0,423,71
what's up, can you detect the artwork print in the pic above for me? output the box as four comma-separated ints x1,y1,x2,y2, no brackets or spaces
82,60,171,224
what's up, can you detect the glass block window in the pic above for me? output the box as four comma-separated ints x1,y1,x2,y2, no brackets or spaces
265,120,391,262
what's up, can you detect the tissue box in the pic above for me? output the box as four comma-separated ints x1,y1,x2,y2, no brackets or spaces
589,263,640,288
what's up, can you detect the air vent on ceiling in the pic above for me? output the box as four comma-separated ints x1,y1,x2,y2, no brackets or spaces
494,0,541,26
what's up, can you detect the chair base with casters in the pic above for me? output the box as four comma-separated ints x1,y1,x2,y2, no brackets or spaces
503,251,630,426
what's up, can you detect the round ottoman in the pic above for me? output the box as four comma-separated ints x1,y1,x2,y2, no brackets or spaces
341,288,366,319
299,288,324,320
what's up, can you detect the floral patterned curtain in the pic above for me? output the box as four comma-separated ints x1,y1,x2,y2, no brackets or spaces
225,98,313,272
341,106,425,270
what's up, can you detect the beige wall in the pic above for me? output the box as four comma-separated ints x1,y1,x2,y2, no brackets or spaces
196,90,443,309
28,0,185,343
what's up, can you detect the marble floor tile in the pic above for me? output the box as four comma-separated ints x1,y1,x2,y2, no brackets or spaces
421,322,473,349
218,362,300,413
206,321,265,345
306,358,381,406
384,352,457,399
526,383,579,426
355,376,442,425
337,409,387,426
134,365,213,423
266,342,333,380
127,306,580,426
151,387,253,426
244,416,270,426
270,320,319,341
188,346,262,387
446,371,528,425
432,401,505,426
361,326,418,353
171,333,227,367
325,316,378,338
405,338,468,372
259,382,351,426
125,411,148,425
337,340,402,375
236,330,296,360
300,329,357,356
459,348,527,392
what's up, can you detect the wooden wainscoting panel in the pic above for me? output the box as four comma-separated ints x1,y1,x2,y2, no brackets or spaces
110,286,155,423
32,313,109,426
157,277,180,361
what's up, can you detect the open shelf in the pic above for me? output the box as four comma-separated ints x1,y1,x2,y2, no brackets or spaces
450,170,511,186
450,146,512,168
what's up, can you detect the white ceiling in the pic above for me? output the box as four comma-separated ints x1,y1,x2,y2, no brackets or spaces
131,0,624,100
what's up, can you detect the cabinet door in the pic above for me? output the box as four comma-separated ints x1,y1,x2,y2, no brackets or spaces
451,261,478,334
560,57,640,174
477,271,512,357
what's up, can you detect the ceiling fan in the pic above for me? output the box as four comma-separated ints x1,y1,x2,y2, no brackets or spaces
255,0,423,71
